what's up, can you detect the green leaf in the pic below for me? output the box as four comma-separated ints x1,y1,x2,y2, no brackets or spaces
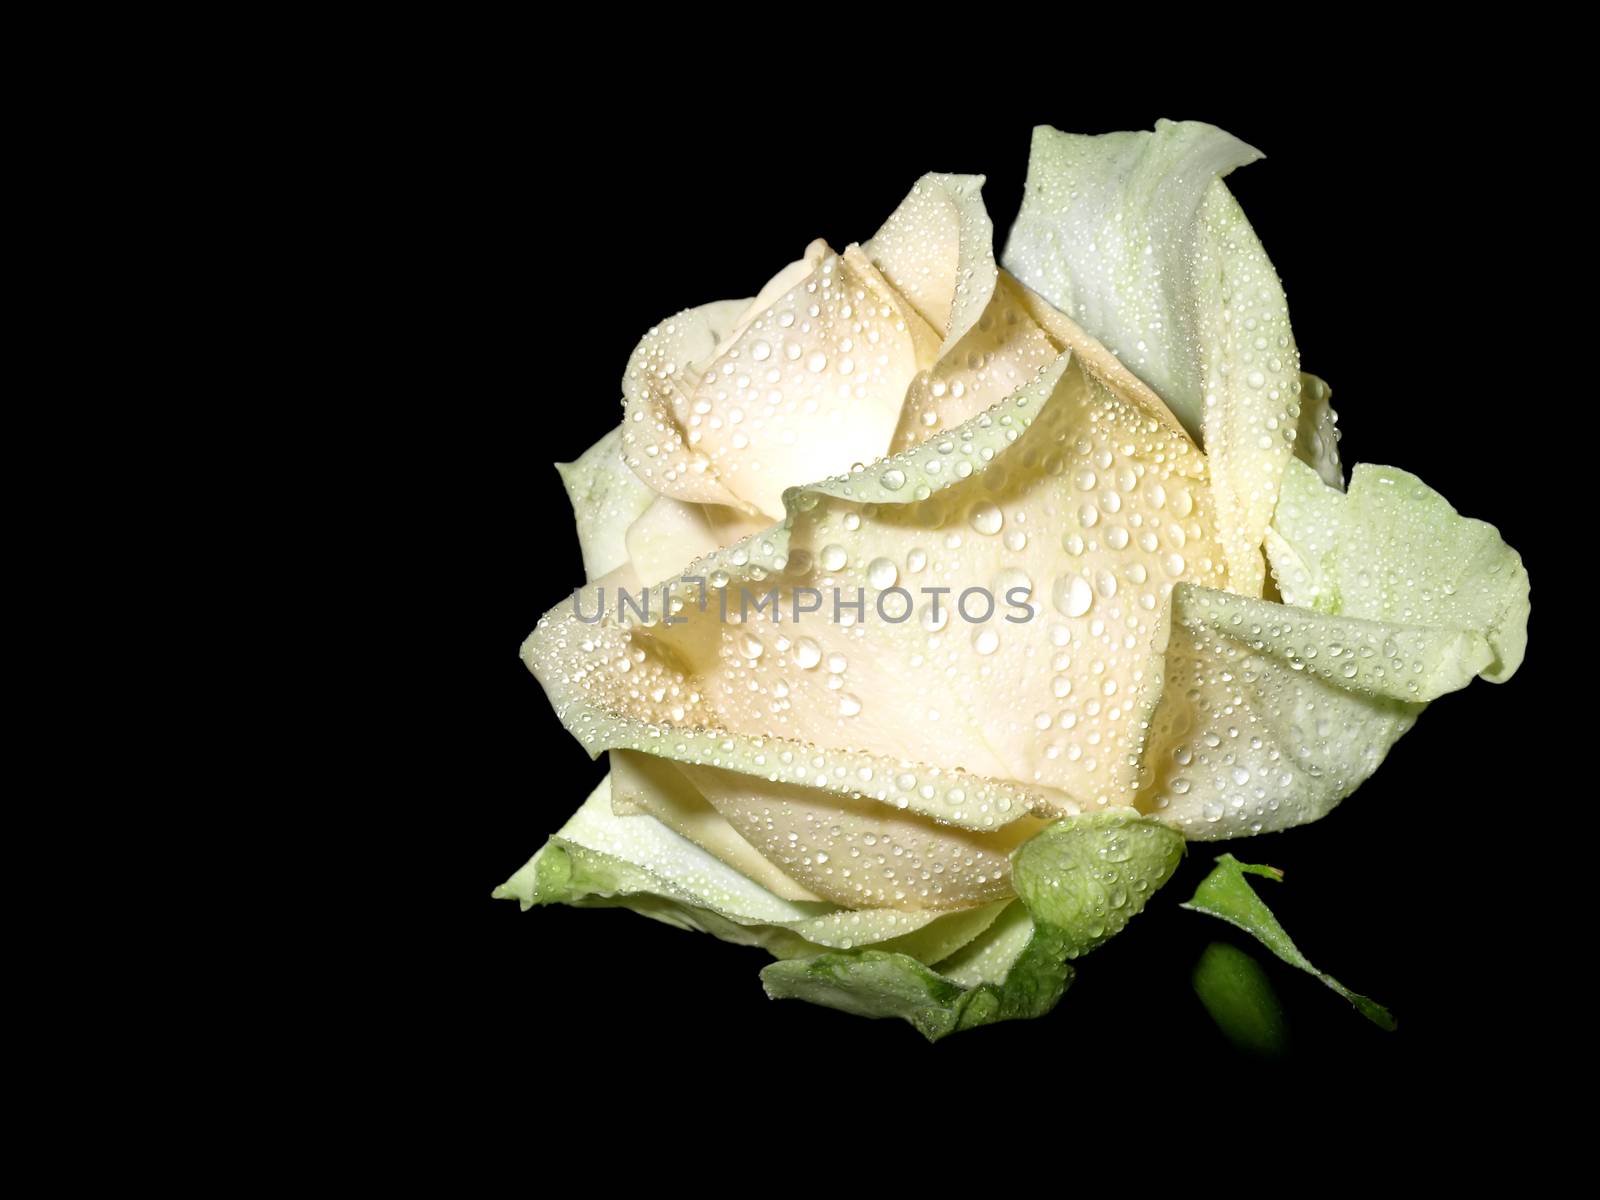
1182,854,1396,1030
1192,941,1288,1059
760,905,1073,1042
1009,812,1185,957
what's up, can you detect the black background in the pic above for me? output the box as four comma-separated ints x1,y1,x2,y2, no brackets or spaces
429,97,1554,1106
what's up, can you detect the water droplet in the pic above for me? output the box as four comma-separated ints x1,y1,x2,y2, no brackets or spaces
868,557,898,589
907,548,928,573
806,351,828,373
820,544,848,572
972,627,999,656
1054,575,1094,618
969,502,1003,536
1163,553,1186,578
794,637,822,669
880,467,906,491
750,340,772,362
740,633,765,659
839,693,862,718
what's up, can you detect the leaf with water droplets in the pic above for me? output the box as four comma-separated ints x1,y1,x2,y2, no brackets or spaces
1002,120,1303,597
1182,854,1395,1030
760,903,1072,1041
1009,811,1184,956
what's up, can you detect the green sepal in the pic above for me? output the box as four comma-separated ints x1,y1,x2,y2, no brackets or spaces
760,908,1072,1042
1182,854,1396,1030
1009,811,1186,957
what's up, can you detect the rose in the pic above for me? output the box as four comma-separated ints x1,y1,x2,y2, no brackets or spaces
495,121,1529,1040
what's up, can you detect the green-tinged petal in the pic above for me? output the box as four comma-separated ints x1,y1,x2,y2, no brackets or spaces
524,349,1227,860
555,427,658,581
1141,456,1530,837
495,775,1012,959
1009,812,1184,956
1139,583,1424,837
1192,940,1288,1058
1182,854,1395,1030
1002,120,1303,597
1292,374,1343,490
1269,459,1529,682
934,899,1036,986
760,910,1073,1041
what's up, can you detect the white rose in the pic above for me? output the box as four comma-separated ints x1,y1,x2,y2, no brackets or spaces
496,121,1528,1040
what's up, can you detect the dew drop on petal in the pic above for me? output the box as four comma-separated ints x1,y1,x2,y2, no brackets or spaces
1053,575,1094,618
968,502,1003,536
794,637,822,669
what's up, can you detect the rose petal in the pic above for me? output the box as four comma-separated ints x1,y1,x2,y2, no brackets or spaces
619,297,757,511
524,341,1229,840
497,774,1015,949
623,495,770,587
674,241,939,519
609,749,823,901
1002,120,1303,597
1139,459,1529,837
554,426,658,581
679,761,1040,910
862,172,997,356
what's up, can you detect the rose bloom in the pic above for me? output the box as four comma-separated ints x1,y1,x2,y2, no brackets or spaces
496,121,1528,1038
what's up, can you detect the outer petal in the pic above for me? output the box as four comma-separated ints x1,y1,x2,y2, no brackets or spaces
1140,460,1529,837
1269,460,1529,681
608,749,822,901
555,427,657,581
678,761,1040,910
495,775,1013,956
1292,373,1343,490
1002,120,1303,597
